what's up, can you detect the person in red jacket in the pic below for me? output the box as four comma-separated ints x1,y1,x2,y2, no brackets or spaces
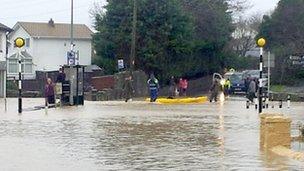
179,78,188,96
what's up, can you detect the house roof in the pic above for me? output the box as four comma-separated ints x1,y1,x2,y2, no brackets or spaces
17,21,93,39
0,23,12,32
9,51,33,59
85,65,103,72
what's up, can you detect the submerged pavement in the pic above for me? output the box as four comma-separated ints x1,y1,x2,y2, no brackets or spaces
0,97,303,170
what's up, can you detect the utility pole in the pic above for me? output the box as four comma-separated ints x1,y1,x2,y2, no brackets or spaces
130,0,137,72
70,0,74,52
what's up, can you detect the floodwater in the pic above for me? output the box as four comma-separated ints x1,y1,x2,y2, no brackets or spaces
0,97,303,170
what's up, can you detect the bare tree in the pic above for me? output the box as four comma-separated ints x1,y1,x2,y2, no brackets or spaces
230,13,263,56
227,0,253,17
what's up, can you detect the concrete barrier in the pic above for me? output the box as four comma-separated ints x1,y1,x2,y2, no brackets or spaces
260,113,304,161
271,146,304,161
260,113,291,149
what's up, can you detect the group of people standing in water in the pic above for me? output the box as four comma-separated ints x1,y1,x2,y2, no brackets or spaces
122,73,189,103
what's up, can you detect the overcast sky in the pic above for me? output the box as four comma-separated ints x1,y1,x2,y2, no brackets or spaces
0,0,280,29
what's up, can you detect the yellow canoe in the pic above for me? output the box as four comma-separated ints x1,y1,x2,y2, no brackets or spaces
145,96,208,104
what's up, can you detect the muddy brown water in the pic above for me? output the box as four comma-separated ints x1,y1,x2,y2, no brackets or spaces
0,97,303,170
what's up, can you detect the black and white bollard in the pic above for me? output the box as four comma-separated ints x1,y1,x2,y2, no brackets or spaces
287,95,291,109
246,100,250,109
255,98,258,110
279,100,283,109
271,95,274,108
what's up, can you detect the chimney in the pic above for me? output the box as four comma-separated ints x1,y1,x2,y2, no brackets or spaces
48,18,55,27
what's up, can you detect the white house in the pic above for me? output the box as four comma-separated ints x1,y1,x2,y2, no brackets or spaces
8,19,93,79
0,23,12,97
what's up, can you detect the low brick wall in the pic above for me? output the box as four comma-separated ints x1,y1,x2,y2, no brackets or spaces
91,76,115,90
87,70,148,101
260,113,291,149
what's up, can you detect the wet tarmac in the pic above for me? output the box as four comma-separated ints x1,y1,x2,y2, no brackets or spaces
0,97,304,170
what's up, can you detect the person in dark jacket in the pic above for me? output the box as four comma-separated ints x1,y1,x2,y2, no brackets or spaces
209,79,221,102
45,78,55,105
168,76,176,99
123,75,135,102
247,78,256,103
56,68,66,83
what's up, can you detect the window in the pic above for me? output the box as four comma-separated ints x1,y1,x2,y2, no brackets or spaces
8,59,33,74
25,38,30,47
0,34,2,50
8,59,18,73
23,59,33,73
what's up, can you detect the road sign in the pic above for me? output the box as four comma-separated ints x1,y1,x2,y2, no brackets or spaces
289,55,304,60
55,83,62,95
67,51,75,65
118,59,124,69
289,55,304,67
263,53,275,68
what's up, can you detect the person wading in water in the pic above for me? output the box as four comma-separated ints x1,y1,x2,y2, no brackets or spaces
45,78,55,105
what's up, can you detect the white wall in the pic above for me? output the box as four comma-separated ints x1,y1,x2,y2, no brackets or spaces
8,25,34,79
8,24,92,77
0,31,6,61
33,38,92,71
0,31,7,97
9,25,33,56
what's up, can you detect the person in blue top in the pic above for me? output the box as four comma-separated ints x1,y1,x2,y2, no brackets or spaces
147,74,159,102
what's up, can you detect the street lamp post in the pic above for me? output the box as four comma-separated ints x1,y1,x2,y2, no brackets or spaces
14,37,25,114
257,38,266,114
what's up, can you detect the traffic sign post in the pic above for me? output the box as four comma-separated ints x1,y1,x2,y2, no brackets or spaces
118,59,124,70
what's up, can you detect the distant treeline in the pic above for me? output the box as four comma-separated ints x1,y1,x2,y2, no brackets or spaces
92,0,304,85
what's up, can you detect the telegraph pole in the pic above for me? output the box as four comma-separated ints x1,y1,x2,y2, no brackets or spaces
130,0,137,72
14,37,25,114
70,0,74,52
257,38,266,114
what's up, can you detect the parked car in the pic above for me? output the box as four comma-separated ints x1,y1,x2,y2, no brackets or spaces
243,70,268,88
224,72,246,94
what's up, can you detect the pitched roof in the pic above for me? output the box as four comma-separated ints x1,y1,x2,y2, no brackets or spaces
9,51,33,59
0,23,12,32
17,21,93,39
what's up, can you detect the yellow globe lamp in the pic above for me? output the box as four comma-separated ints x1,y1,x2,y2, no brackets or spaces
257,38,266,47
15,37,25,48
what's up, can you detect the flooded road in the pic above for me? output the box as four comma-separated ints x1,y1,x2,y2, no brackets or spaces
0,97,303,170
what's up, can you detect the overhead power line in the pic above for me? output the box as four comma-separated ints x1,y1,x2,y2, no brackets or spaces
0,5,90,20
0,0,63,11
